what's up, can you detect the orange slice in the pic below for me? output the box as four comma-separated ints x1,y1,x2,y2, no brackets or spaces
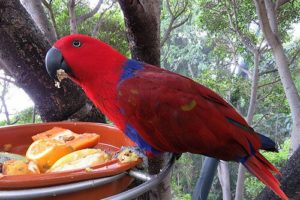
32,127,100,151
49,149,110,172
26,139,73,172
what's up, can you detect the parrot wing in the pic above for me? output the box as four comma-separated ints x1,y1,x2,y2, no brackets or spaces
117,64,260,160
117,64,288,200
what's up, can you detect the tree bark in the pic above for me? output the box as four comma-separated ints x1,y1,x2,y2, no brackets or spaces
235,165,246,200
20,0,57,44
0,0,105,123
118,1,172,199
254,0,300,153
41,0,60,39
218,161,232,200
118,0,161,66
68,0,77,34
255,146,300,200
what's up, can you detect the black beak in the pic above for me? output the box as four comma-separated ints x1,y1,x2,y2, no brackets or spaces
45,47,72,81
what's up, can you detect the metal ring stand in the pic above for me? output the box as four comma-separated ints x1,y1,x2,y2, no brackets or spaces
0,155,176,200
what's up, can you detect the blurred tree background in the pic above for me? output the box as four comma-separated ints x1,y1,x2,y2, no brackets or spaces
0,0,299,199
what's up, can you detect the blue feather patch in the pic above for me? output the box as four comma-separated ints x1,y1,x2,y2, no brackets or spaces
125,124,161,155
238,140,256,163
257,132,278,152
119,59,144,82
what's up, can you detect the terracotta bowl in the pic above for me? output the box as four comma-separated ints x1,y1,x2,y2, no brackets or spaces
0,122,139,199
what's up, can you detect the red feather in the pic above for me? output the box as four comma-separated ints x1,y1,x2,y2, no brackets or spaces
118,65,260,159
52,34,287,200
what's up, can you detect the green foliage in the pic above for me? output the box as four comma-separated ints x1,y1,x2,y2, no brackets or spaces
171,153,202,198
51,0,69,36
51,0,129,55
0,107,41,126
94,9,130,56
262,139,290,167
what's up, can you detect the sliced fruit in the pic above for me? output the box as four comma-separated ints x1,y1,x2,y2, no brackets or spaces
32,127,100,150
2,160,40,175
32,127,77,141
26,139,73,172
49,148,111,172
0,152,26,165
67,133,100,150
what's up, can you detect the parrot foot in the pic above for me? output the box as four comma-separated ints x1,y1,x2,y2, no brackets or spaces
115,146,148,169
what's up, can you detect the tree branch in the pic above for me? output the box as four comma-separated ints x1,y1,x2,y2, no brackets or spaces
0,79,11,124
91,0,116,37
254,0,280,49
77,0,103,24
21,0,57,44
258,78,281,88
160,0,190,47
252,113,269,128
68,0,77,34
226,0,257,53
289,48,300,66
265,0,279,35
259,69,278,76
171,15,190,30
257,84,275,101
0,76,15,84
275,0,291,10
42,0,60,39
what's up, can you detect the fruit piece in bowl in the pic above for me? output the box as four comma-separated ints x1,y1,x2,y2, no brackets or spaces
26,139,73,172
48,148,111,172
32,127,100,151
2,160,40,175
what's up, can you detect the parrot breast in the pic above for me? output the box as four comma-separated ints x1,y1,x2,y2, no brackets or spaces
118,59,161,155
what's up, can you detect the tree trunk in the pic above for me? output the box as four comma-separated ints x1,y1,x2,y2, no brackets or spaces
217,161,231,200
20,0,57,44
273,46,300,152
235,51,260,200
254,0,300,153
0,0,105,123
255,146,300,200
118,1,172,199
68,0,77,34
235,165,246,200
118,0,161,66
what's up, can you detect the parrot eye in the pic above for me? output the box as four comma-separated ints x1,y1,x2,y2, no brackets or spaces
72,40,81,47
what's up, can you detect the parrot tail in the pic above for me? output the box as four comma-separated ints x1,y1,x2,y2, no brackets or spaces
242,152,288,200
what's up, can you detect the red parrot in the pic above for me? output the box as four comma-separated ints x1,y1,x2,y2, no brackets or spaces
45,34,287,200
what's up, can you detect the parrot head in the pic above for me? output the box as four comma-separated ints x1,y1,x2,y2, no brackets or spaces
45,34,126,85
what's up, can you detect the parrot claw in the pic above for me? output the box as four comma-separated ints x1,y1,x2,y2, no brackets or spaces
114,146,148,168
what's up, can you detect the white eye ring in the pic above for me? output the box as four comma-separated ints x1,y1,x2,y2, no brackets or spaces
72,40,81,47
